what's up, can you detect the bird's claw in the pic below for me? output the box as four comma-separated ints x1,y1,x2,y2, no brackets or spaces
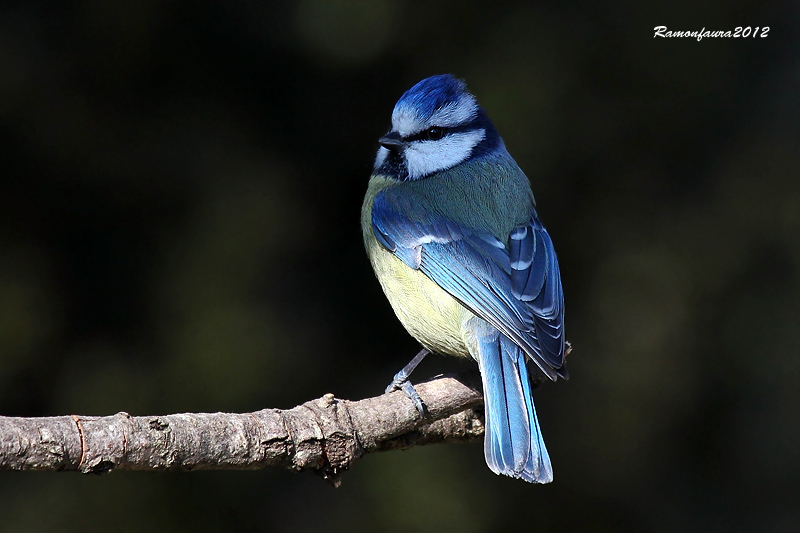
401,381,427,418
385,372,404,395
385,373,427,418
385,348,431,418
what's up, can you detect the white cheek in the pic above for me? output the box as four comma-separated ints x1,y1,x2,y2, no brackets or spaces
374,146,388,170
405,129,486,180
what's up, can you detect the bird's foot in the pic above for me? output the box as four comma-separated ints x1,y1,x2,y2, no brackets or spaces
385,348,430,418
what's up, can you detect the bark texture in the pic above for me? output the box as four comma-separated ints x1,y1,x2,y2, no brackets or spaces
0,372,484,485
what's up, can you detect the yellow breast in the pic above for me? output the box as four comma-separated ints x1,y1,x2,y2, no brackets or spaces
362,176,473,359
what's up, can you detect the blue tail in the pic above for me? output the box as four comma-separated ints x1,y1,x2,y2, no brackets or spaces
473,320,553,483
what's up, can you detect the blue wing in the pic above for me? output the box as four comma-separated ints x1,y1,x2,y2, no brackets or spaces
371,190,565,379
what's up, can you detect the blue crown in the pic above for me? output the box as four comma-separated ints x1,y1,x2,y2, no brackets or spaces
394,74,469,120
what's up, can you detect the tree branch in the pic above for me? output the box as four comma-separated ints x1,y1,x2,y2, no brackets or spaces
0,372,484,486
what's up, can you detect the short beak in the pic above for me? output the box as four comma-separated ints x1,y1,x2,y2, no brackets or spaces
378,131,405,150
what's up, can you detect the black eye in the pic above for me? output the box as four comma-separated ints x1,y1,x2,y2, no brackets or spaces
426,127,444,140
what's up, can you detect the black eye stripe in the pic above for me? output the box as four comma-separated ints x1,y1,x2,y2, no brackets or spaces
402,123,477,143
404,127,445,143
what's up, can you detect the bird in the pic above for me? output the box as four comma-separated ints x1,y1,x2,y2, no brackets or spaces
361,74,566,483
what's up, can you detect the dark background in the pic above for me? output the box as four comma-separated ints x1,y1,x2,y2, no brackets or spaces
1,1,798,531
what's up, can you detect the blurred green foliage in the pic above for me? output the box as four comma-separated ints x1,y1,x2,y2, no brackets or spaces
1,1,798,531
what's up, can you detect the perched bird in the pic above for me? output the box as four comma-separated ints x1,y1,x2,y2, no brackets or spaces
361,74,566,483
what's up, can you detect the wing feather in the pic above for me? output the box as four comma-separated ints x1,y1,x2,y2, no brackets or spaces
372,190,565,376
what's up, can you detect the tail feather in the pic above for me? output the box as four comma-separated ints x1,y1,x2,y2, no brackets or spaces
474,323,553,483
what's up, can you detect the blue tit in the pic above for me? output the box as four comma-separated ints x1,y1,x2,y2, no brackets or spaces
361,74,566,483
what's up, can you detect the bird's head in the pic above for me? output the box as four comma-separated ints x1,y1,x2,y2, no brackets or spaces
374,74,502,181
